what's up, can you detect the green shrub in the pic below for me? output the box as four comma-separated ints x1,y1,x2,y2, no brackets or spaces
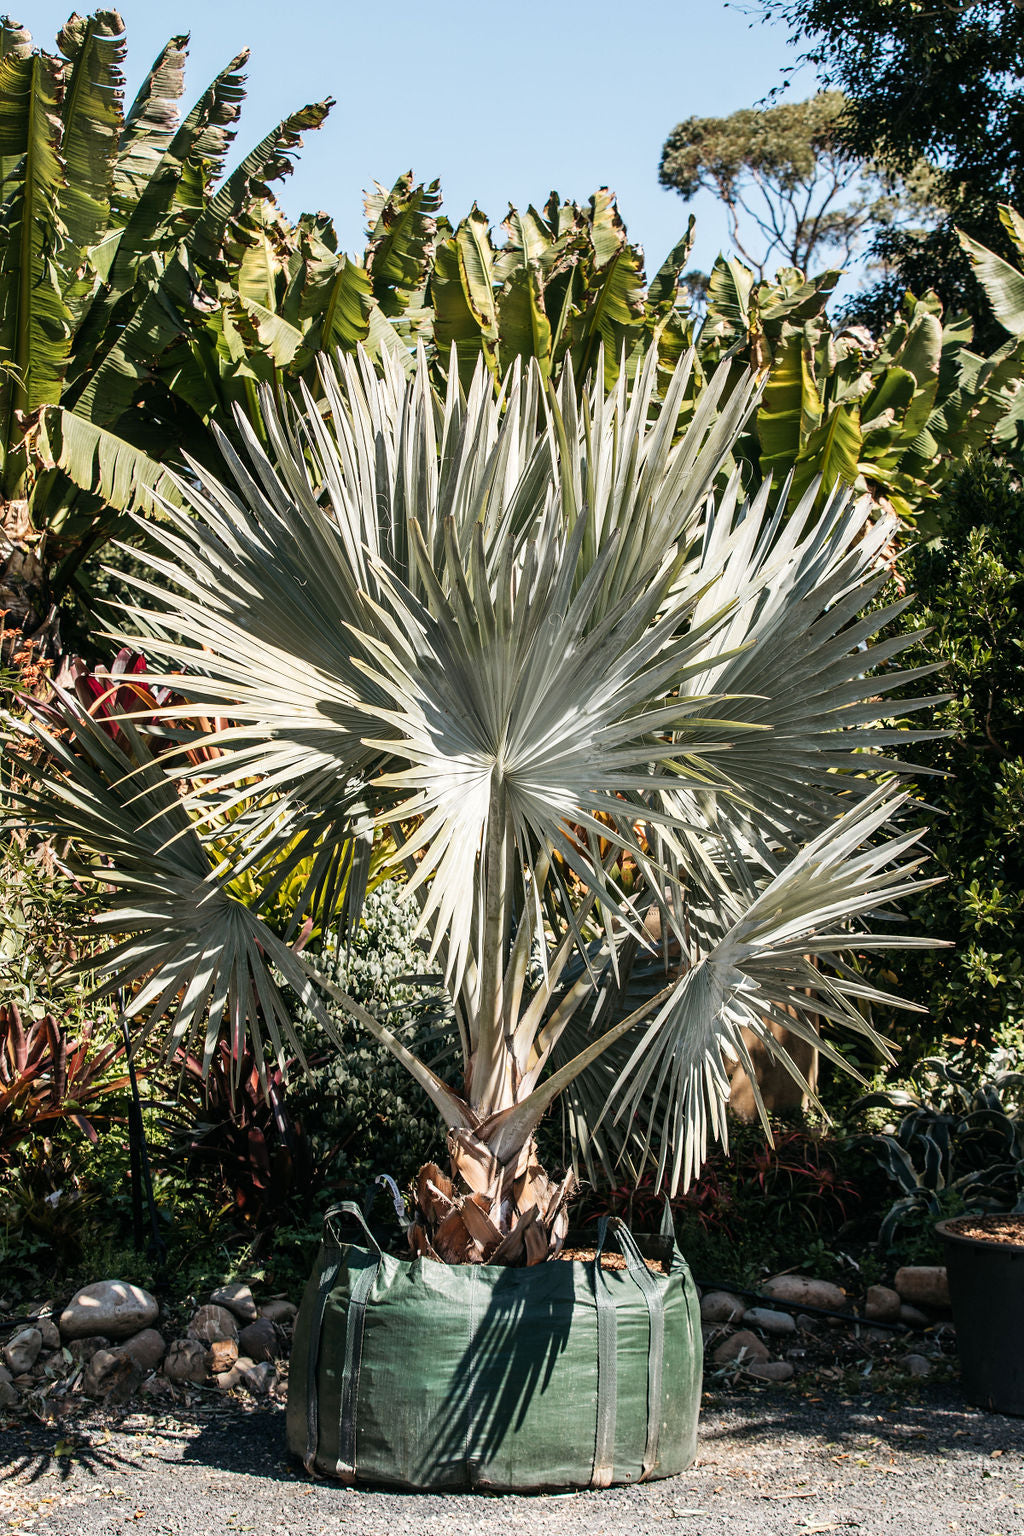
574,1120,869,1289
288,882,458,1199
876,453,1024,1068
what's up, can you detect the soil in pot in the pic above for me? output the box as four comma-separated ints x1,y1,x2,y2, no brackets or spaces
942,1215,1024,1246
558,1247,668,1273
937,1213,1024,1416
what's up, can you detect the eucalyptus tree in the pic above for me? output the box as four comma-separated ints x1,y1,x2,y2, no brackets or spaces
754,0,1024,330
11,347,942,1262
660,92,877,280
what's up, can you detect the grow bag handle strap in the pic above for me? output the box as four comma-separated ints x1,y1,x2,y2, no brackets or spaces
590,1217,618,1487
323,1200,383,1257
334,1252,380,1483
303,1249,343,1475
304,1202,383,1480
608,1217,666,1481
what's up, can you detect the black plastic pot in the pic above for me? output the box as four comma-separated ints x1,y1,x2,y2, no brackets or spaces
936,1216,1024,1416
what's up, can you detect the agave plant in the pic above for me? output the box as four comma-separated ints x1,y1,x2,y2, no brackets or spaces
9,345,943,1264
848,1057,1024,1248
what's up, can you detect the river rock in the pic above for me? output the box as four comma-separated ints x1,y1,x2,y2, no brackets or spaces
82,1349,122,1397
0,1377,17,1408
163,1337,208,1385
60,1281,158,1341
83,1347,142,1401
187,1304,238,1345
712,1328,771,1365
209,1283,257,1324
743,1307,796,1336
700,1290,745,1324
69,1336,111,1366
237,1318,277,1363
226,1354,256,1389
3,1327,42,1375
239,1360,276,1396
903,1352,933,1378
864,1284,901,1321
258,1299,297,1325
899,1303,930,1328
36,1318,61,1351
894,1266,949,1308
207,1339,238,1375
747,1360,795,1382
117,1329,166,1373
761,1275,847,1312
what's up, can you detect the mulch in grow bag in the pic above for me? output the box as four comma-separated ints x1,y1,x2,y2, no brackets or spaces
287,1201,703,1491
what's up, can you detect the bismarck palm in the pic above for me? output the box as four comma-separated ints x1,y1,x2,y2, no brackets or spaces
10,346,943,1263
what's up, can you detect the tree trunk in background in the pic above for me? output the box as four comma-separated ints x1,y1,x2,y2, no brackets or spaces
728,1018,819,1119
1,499,59,663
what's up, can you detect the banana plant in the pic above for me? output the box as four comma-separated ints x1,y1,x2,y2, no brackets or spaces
308,177,1024,529
429,188,682,392
11,346,943,1263
706,254,1024,526
0,9,332,626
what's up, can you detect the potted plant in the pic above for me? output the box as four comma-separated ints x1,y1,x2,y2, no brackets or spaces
933,1065,1024,1415
8,348,937,1488
937,1214,1024,1414
848,1058,1024,1415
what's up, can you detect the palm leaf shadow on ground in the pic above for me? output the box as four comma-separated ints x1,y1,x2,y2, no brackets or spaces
0,1427,160,1484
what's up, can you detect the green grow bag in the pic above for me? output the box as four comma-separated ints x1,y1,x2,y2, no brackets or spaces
287,1202,703,1491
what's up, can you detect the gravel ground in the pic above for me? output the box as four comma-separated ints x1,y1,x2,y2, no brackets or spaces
1,1386,1022,1536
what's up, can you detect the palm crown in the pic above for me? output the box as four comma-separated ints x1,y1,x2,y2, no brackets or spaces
10,346,942,1263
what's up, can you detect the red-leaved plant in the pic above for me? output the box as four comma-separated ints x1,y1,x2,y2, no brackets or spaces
0,999,131,1165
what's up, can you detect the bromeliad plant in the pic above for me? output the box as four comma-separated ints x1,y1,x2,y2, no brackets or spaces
9,346,943,1265
0,999,130,1163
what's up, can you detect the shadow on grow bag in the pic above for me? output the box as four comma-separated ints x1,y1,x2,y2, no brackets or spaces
286,1201,703,1491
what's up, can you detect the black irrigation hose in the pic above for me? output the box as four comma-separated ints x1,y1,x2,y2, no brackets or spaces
0,1314,44,1335
695,1276,909,1331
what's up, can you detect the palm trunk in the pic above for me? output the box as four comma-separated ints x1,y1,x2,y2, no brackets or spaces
406,780,576,1264
0,496,59,664
410,1130,575,1265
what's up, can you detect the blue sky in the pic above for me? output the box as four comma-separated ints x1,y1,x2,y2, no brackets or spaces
19,0,812,278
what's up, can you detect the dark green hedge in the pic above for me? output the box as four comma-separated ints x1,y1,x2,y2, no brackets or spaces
879,454,1024,1066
